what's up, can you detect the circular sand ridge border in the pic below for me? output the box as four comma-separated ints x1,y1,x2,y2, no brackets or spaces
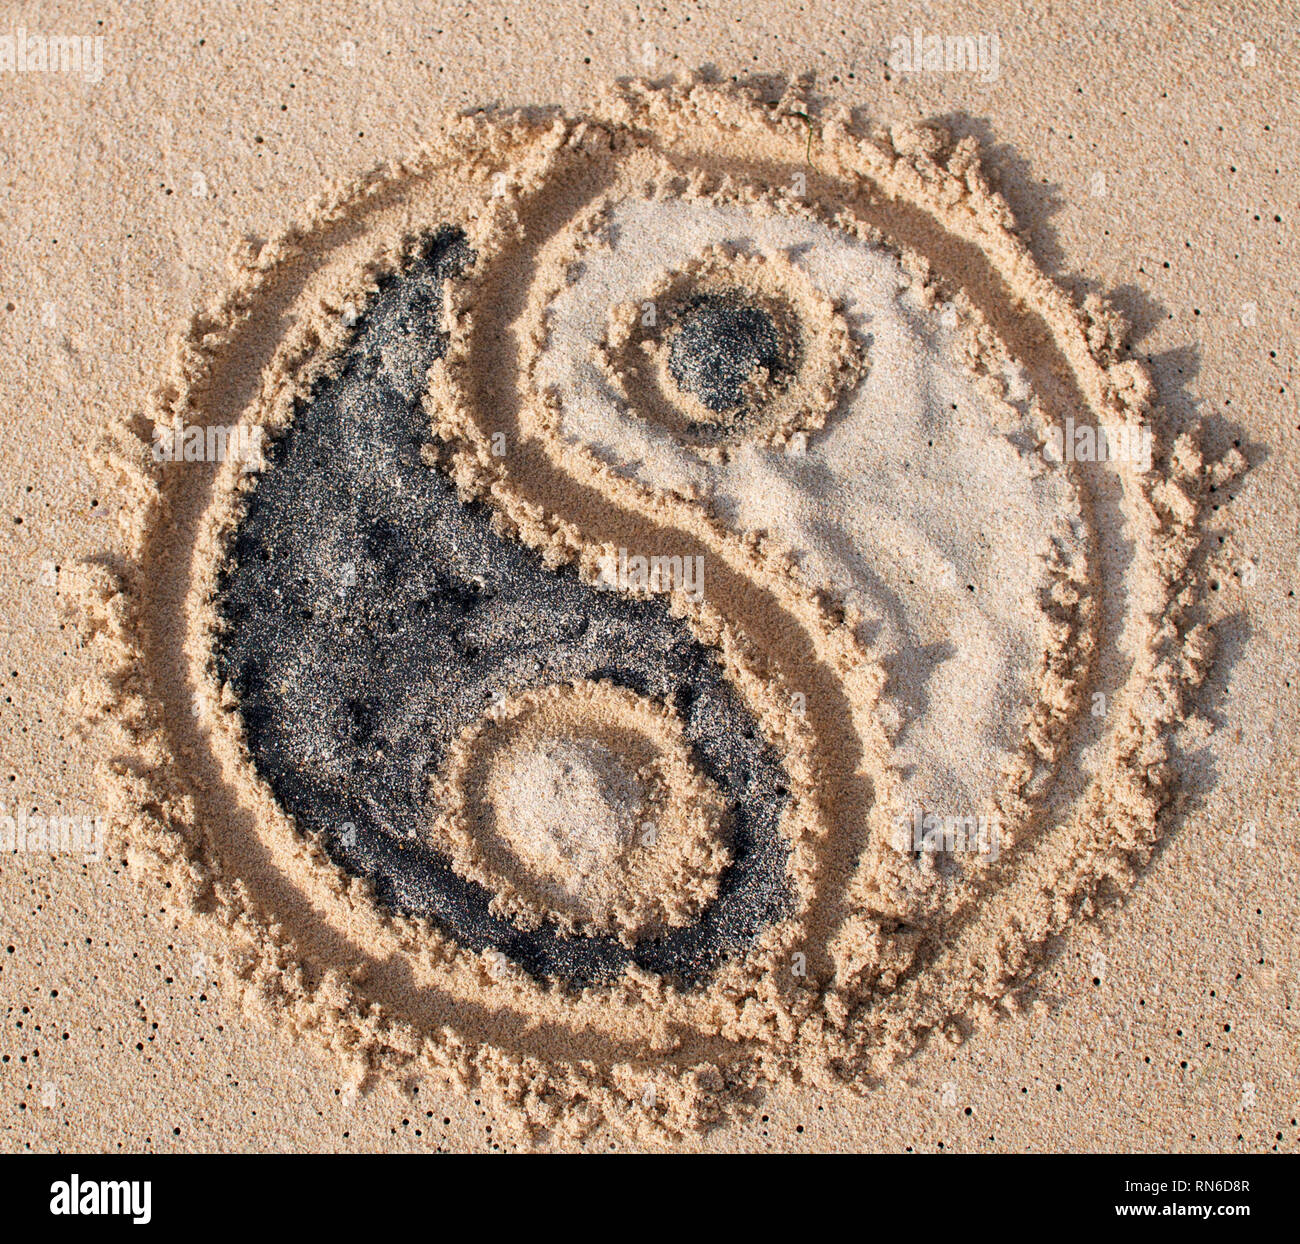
74,77,1238,1140
593,242,864,450
430,680,732,940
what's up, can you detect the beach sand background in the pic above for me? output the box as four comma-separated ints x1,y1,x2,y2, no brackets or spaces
1,0,1296,1151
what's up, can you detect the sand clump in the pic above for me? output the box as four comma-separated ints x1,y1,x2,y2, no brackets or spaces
74,77,1239,1142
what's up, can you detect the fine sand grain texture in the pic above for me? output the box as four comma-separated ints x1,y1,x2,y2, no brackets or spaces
1,0,1296,1152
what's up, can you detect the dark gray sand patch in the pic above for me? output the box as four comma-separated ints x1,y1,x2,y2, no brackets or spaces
667,291,786,418
215,229,792,988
